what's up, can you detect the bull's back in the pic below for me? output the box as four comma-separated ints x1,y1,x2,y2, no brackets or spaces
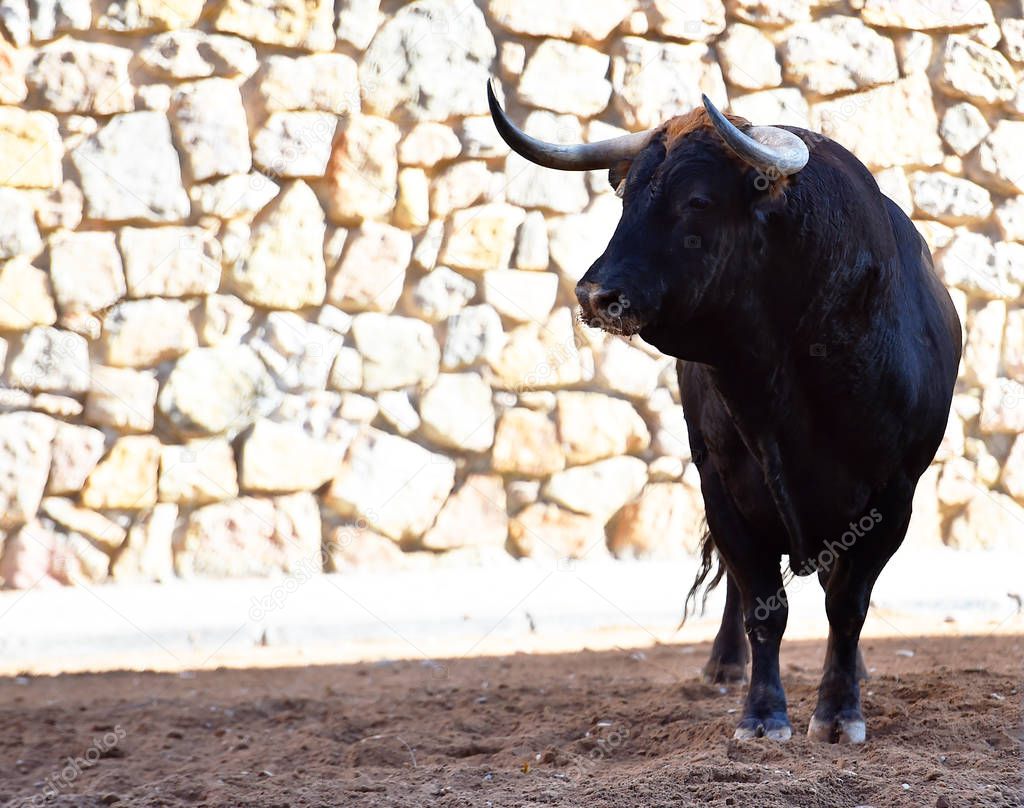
882,196,961,472
887,197,962,375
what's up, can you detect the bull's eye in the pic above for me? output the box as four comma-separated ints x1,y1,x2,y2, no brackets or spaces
688,195,712,210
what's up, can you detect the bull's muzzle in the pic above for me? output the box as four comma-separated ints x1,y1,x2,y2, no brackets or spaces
575,281,644,336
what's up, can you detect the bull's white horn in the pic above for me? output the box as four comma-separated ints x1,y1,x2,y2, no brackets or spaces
702,94,809,178
488,79,655,171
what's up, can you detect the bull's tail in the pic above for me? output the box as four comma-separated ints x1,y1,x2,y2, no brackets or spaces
680,523,724,626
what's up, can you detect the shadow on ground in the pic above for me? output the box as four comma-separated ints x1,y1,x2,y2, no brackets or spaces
0,636,1020,807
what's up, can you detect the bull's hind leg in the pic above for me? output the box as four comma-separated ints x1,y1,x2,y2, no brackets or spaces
703,574,750,685
808,492,911,744
817,568,869,681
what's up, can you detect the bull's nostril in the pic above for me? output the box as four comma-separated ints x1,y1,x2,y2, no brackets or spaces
576,281,630,325
590,288,625,315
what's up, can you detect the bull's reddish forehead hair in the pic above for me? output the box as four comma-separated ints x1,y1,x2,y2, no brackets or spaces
660,107,751,151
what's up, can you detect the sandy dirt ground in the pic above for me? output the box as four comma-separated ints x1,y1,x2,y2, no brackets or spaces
0,635,1020,808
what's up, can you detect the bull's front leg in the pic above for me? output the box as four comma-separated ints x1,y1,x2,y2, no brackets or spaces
808,491,911,744
732,561,790,740
697,467,791,739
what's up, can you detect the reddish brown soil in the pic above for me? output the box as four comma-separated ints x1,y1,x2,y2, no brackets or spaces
0,635,1020,807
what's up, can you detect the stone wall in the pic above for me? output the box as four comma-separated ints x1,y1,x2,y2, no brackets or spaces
0,0,1021,588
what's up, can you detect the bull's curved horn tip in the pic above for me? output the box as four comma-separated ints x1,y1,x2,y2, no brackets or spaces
486,78,655,171
487,77,501,104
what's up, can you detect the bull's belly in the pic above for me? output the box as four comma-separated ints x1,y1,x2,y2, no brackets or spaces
682,360,887,564
693,393,876,562
709,441,877,565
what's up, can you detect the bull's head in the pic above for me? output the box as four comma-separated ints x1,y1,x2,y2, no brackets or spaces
488,81,810,358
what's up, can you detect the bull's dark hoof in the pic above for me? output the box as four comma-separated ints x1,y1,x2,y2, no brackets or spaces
807,712,866,744
733,714,792,741
702,659,749,685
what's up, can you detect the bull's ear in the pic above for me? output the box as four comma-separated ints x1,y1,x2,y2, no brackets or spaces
751,182,788,224
608,160,632,197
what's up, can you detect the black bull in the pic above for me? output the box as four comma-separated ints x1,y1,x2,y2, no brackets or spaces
489,85,962,744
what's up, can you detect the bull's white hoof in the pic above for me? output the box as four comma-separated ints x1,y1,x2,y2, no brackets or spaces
837,719,866,744
765,725,793,741
807,715,833,742
807,715,867,744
